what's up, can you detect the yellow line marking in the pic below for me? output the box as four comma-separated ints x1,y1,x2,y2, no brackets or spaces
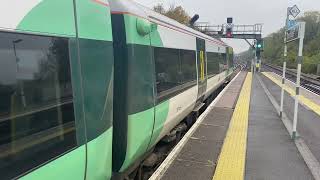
213,72,252,180
262,72,320,116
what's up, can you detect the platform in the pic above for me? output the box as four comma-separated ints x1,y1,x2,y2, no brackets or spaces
149,70,320,180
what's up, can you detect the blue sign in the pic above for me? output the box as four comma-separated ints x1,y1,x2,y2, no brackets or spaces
287,20,297,29
286,23,299,43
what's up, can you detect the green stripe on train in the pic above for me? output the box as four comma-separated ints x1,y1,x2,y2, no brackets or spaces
17,0,75,37
20,128,113,180
149,100,170,147
19,146,86,180
75,0,113,41
119,101,169,172
86,127,113,180
119,108,154,172
123,14,163,47
17,0,113,41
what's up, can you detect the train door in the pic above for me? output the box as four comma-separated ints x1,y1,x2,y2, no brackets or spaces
196,38,207,102
111,12,156,173
74,0,114,179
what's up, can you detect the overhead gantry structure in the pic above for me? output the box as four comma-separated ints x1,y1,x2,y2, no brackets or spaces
194,18,263,72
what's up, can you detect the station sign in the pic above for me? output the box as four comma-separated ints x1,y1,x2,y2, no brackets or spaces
287,20,297,29
289,5,300,18
286,24,299,42
285,22,304,43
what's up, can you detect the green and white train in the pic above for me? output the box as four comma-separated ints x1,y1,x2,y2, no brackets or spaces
0,0,234,179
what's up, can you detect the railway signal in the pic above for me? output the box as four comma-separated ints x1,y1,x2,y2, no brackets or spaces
256,39,263,50
189,14,199,27
253,39,263,72
226,27,232,38
226,17,233,38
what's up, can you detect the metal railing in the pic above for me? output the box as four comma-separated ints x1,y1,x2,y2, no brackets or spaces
194,23,263,35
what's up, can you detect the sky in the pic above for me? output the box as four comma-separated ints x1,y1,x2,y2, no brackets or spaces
134,0,320,53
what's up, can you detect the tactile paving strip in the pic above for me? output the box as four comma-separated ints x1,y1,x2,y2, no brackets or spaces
262,72,320,116
213,72,252,180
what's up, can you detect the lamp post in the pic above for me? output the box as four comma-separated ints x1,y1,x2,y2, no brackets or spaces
12,39,26,108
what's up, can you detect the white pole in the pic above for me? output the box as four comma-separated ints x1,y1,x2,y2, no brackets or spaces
292,63,300,139
292,22,305,139
280,44,287,117
280,60,286,116
280,8,289,117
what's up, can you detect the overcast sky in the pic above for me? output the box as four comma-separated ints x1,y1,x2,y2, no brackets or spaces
134,0,320,53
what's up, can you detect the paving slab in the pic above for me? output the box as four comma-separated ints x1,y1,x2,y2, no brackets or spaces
260,72,320,166
161,72,247,180
245,74,314,180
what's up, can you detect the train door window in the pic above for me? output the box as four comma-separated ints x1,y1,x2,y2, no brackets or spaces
154,47,180,100
180,50,197,84
0,31,77,179
207,52,220,76
196,38,206,82
228,52,234,68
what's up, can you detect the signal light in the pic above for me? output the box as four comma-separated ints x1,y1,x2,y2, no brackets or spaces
226,31,232,38
226,27,232,38
227,17,233,24
256,39,263,51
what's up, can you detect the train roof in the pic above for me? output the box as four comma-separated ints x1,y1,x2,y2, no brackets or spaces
109,0,229,47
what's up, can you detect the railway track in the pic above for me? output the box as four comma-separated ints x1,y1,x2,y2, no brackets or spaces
262,63,320,95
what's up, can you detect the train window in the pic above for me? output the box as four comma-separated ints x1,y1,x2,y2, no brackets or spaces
207,52,220,76
154,47,180,96
0,31,76,179
219,53,228,72
180,50,197,83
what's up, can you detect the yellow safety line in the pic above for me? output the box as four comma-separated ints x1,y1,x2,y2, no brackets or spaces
213,72,252,180
262,72,320,116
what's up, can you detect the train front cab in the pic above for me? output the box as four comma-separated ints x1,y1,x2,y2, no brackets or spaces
0,1,113,180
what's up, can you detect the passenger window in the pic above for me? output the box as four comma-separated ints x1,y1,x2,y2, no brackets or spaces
207,52,220,76
180,50,197,83
154,47,180,94
0,31,77,179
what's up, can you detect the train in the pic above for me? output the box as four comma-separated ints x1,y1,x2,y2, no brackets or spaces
0,0,234,179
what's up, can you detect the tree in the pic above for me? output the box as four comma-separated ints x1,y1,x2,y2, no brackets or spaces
153,4,191,25
153,4,166,14
257,11,320,74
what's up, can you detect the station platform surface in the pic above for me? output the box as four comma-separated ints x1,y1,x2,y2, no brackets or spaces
150,70,320,180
